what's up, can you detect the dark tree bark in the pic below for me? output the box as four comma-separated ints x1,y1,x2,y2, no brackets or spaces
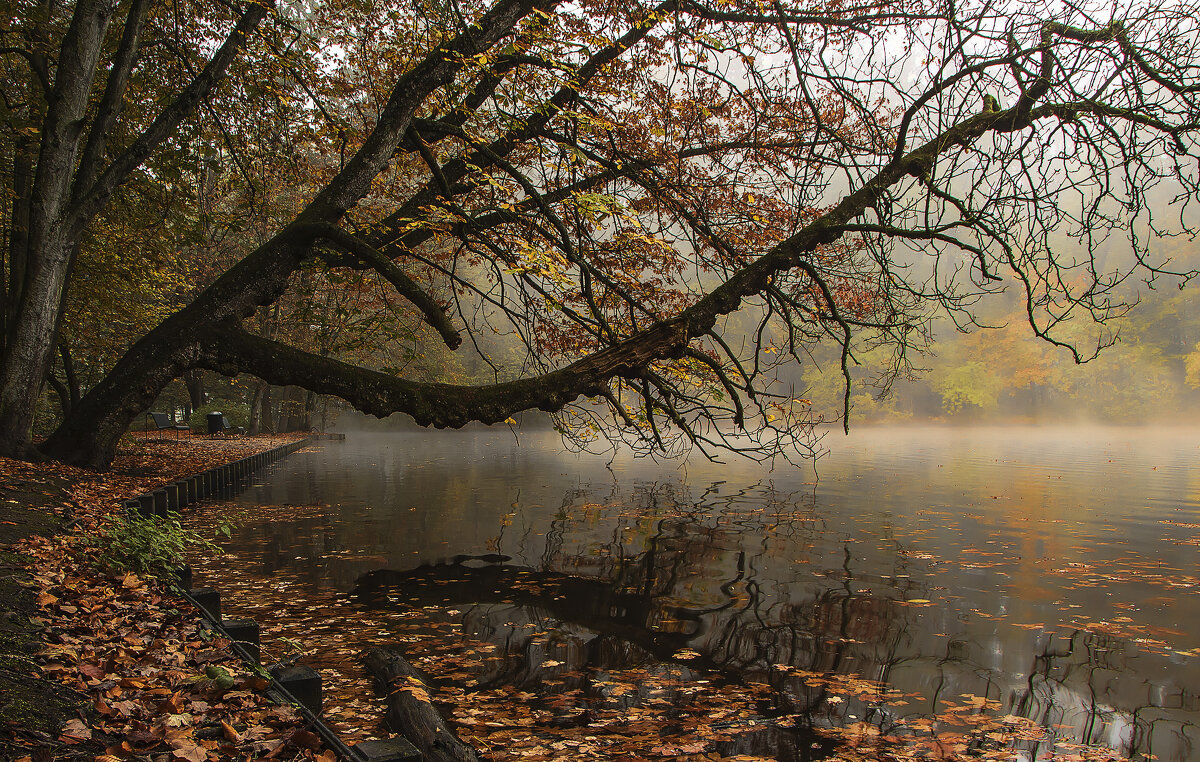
0,0,271,457
248,380,271,434
38,0,558,468
4,134,34,350
59,342,79,412
183,371,205,414
303,389,316,430
46,374,71,417
280,386,306,431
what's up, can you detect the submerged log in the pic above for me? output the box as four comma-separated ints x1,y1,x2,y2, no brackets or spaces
363,646,482,762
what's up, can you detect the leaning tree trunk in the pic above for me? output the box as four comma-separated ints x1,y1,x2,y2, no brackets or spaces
38,240,299,467
38,0,547,468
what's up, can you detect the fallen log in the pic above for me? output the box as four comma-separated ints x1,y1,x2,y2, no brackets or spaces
363,646,482,762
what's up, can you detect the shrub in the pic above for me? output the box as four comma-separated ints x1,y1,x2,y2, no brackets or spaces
86,509,229,579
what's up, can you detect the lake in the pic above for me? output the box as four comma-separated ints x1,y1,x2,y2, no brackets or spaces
184,426,1200,761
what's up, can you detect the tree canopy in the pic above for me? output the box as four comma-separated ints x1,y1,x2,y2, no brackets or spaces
1,0,1199,468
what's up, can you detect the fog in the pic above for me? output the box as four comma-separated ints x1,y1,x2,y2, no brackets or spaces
189,425,1200,761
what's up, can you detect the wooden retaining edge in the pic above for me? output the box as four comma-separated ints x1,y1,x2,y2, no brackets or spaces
121,436,420,762
364,647,481,762
121,435,318,519
179,588,419,762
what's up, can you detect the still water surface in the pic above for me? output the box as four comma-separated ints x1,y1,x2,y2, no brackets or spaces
193,426,1200,760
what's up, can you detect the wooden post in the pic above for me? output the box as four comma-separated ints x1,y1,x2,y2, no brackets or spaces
363,647,481,762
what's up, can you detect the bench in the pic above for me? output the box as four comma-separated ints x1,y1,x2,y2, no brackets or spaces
147,411,190,435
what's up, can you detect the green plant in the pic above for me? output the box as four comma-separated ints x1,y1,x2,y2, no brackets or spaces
203,665,236,690
116,431,147,452
87,510,231,579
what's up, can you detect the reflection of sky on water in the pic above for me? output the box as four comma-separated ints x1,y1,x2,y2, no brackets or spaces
216,426,1200,760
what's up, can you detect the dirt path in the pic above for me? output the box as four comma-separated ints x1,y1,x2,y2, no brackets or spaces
0,466,81,756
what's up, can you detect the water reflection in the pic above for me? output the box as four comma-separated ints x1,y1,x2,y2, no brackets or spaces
194,428,1200,761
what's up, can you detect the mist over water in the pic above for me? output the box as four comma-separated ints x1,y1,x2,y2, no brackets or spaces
198,426,1200,760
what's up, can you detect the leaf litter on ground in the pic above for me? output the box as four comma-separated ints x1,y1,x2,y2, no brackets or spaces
0,432,334,762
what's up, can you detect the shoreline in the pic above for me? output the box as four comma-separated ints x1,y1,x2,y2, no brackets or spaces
0,432,330,761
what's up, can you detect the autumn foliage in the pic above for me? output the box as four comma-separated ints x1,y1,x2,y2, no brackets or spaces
0,434,328,761
0,0,1196,467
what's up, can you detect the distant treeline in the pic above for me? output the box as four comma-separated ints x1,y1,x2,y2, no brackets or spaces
799,286,1200,424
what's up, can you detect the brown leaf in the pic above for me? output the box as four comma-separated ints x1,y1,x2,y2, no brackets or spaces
171,743,209,762
157,692,186,714
292,729,323,751
60,719,91,740
220,721,243,744
79,662,106,680
241,725,274,742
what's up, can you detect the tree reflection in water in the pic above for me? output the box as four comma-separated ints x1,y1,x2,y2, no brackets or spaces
182,429,1200,761
340,482,1181,761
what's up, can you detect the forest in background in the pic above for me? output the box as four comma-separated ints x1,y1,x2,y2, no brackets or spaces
802,284,1200,424
6,0,1200,461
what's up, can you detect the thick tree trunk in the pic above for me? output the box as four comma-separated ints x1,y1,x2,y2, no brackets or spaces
42,215,344,469
362,647,481,762
38,0,546,468
0,239,74,455
248,382,262,434
4,135,34,350
280,386,306,431
248,380,272,434
34,214,304,468
303,389,316,430
0,0,117,456
183,370,205,412
40,309,224,467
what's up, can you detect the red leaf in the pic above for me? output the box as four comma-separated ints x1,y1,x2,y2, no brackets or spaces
79,663,105,680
